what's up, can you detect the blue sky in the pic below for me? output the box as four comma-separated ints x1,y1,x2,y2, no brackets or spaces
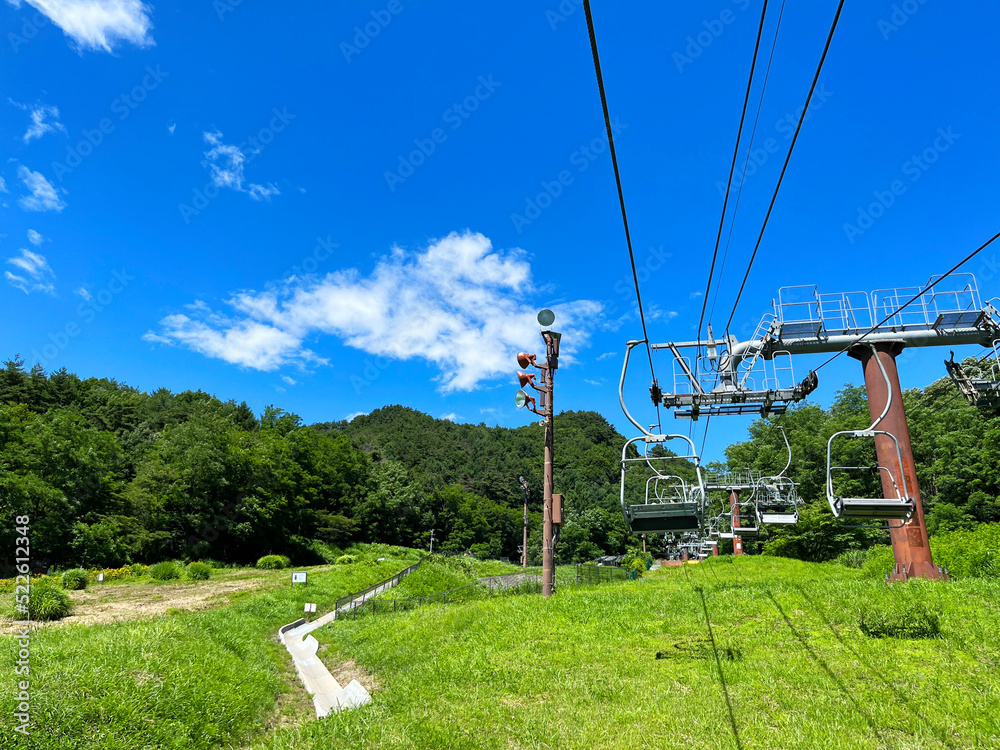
1,0,998,462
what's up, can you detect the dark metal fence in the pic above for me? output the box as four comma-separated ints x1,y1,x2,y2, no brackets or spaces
339,564,637,621
334,556,427,611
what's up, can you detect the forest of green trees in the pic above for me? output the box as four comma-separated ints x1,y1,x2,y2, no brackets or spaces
1,354,996,573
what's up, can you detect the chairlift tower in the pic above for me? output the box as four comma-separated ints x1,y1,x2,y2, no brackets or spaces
631,273,1000,581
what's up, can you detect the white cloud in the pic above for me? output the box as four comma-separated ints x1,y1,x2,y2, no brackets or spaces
75,286,91,300
345,411,367,422
596,351,616,361
17,165,66,212
27,229,44,246
280,375,297,386
11,102,66,143
584,379,603,386
168,123,176,134
11,0,154,52
689,291,703,299
146,231,604,392
201,130,280,202
439,412,459,421
0,177,7,193
5,248,55,294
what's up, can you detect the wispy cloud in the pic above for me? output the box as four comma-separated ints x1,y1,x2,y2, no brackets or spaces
439,412,459,421
584,378,604,386
11,0,155,52
5,248,55,294
280,375,297,386
0,177,7,193
345,411,367,422
202,130,279,201
75,286,91,300
17,165,66,212
10,101,66,143
689,291,703,299
146,231,603,391
27,229,44,246
596,351,616,361
168,123,176,134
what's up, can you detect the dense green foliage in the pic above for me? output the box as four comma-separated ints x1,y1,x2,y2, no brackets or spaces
147,561,181,581
256,555,291,570
60,568,89,590
185,562,212,580
0,359,633,569
27,579,73,620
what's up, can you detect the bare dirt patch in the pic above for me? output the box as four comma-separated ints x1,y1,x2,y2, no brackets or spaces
1,572,283,633
328,656,381,693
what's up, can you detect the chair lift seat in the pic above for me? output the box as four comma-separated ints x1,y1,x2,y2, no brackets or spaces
625,502,701,533
759,511,798,524
732,525,759,537
834,497,914,520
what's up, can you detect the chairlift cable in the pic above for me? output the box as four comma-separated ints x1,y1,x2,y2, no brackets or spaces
697,0,771,347
907,391,965,429
723,0,846,339
708,0,787,327
811,229,1000,372
582,0,661,423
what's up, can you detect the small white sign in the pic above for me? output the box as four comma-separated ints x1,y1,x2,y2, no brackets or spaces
292,571,307,584
304,602,316,613
98,573,104,582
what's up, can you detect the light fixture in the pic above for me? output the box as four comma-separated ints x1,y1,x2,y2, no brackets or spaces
515,389,536,410
517,370,536,388
517,351,536,368
537,309,555,327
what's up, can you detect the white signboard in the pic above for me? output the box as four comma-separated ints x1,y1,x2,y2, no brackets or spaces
292,571,307,584
304,603,316,613
98,573,104,582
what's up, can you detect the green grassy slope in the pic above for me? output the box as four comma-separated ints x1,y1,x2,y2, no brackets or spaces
0,549,419,750
262,557,1000,750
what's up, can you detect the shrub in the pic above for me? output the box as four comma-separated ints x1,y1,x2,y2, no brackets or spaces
858,594,941,639
256,555,291,570
186,562,212,581
335,554,356,565
128,563,149,577
860,545,896,579
28,581,73,621
930,523,1000,578
61,568,89,590
149,561,182,581
833,549,869,569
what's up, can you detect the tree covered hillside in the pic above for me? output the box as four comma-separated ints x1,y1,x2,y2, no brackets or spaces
0,359,636,570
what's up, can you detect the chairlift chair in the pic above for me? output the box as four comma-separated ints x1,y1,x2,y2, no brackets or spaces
944,347,1000,408
825,345,916,522
619,434,706,534
754,426,801,525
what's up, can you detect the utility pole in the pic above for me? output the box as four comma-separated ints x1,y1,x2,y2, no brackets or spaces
519,476,530,568
514,309,562,598
850,343,944,580
429,528,435,554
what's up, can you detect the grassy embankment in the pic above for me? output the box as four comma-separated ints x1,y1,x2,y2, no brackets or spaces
3,550,999,749
262,556,999,750
0,544,426,750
